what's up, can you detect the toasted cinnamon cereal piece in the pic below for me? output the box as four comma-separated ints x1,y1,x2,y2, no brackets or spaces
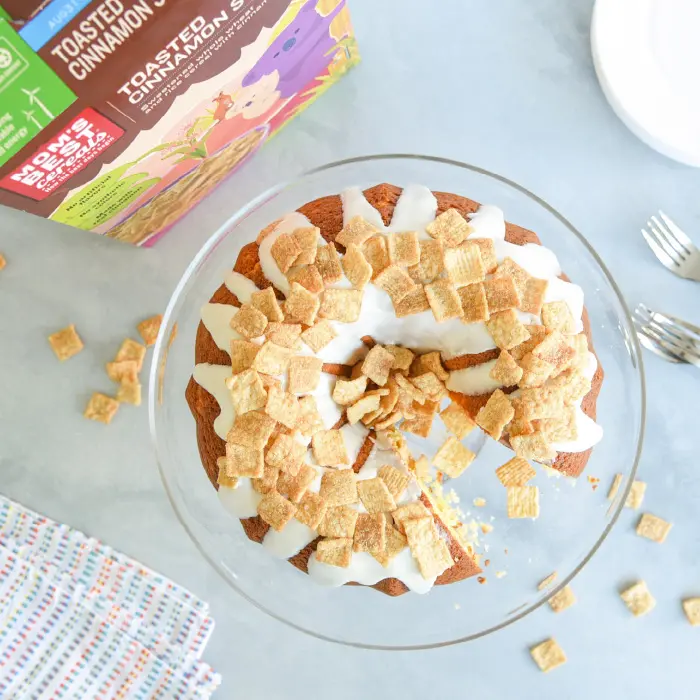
532,331,575,369
490,350,523,386
116,380,142,406
426,209,471,248
227,337,258,372
377,465,410,500
291,226,320,265
296,396,324,438
217,456,239,489
227,410,276,450
317,505,359,538
223,443,264,478
510,324,547,361
299,321,336,353
471,238,498,273
342,244,373,289
625,480,646,510
542,301,576,335
0,254,6,271
410,372,447,401
636,513,672,543
337,216,379,248
106,360,138,384
541,406,578,443
137,315,163,347
393,285,431,317
476,389,515,440
283,283,319,326
402,415,434,438
384,345,415,371
265,384,300,429
495,257,530,297
353,512,387,553
388,231,420,267
315,243,344,285
440,401,476,440
682,598,700,626
373,524,408,567
288,356,323,394
357,477,397,514
510,431,557,463
412,351,449,381
486,309,530,350
251,341,292,376
483,276,519,314
425,278,463,322
391,502,432,535
549,585,576,613
394,372,426,403
530,639,567,673
231,304,268,339
537,572,558,590
433,436,476,478
362,235,390,278
374,411,402,430
457,283,489,323
361,345,395,386
507,486,540,519
295,492,328,529
312,430,350,466
264,322,302,350
320,469,358,506
84,393,119,424
407,522,454,579
403,515,437,549
270,234,301,273
287,265,325,294
251,463,279,494
607,473,623,501
316,538,353,567
521,278,548,315
48,324,85,361
374,265,417,303
277,463,317,502
257,491,296,531
408,239,444,284
518,352,555,388
332,376,368,406
444,242,486,287
495,457,536,487
319,288,363,323
267,435,306,476
347,394,381,425
620,580,656,617
257,219,283,244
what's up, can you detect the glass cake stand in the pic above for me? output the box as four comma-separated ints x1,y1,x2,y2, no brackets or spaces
149,155,645,649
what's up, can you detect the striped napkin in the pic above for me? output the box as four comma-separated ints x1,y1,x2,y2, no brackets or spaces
0,495,220,699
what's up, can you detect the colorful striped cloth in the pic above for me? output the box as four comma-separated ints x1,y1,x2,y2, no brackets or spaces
0,495,220,699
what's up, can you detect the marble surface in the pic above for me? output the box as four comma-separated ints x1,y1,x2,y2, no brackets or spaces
2,0,700,697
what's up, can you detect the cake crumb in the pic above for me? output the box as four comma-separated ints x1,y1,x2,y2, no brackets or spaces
587,475,600,491
477,576,487,584
480,523,493,535
48,324,84,361
473,497,486,507
495,570,507,579
0,253,6,270
537,572,558,590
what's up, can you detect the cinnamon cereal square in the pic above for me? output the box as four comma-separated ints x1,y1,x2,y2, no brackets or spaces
224,443,264,478
625,480,646,510
252,341,292,376
297,395,325,437
475,389,515,440
530,639,567,673
217,457,239,489
277,463,317,502
251,463,279,494
373,524,408,567
414,538,454,579
518,352,555,388
250,287,284,323
403,515,437,549
288,356,323,394
84,393,119,424
495,457,536,486
532,331,576,369
319,288,363,323
391,502,432,535
425,279,463,322
287,265,325,294
265,433,297,468
315,243,344,285
384,345,415,371
357,477,397,513
291,226,320,265
332,376,368,406
257,491,296,531
410,372,447,401
116,380,142,406
336,216,380,248
440,401,476,440
295,492,328,529
548,585,576,613
495,257,530,296
541,406,578,443
48,324,85,361
315,538,353,568
458,283,489,323
227,410,276,449
320,469,358,505
426,209,471,248
377,465,410,500
507,485,540,518
393,286,431,317
408,239,444,284
471,238,498,273
312,430,350,466
265,322,302,350
682,598,700,626
374,265,417,303
402,415,434,438
388,231,420,267
265,384,300,429
231,304,268,339
0,253,6,271
317,505,359,538
342,244,373,289
229,338,260,373
521,278,548,315
137,315,163,346
483,276,519,314
510,431,557,463
620,581,656,617
433,436,476,478
542,301,576,335
301,320,338,352
444,242,486,287
486,309,530,350
510,324,548,361
115,338,147,371
284,282,320,326
362,235,390,278
347,394,381,424
353,513,387,553
270,234,301,273
636,513,672,543
490,350,524,386
361,345,395,386
106,360,139,384
274,438,306,476
412,351,449,381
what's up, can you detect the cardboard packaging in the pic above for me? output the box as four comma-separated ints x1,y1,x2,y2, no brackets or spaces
0,0,358,245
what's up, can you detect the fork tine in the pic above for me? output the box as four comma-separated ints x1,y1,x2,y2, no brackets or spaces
643,323,700,364
636,329,683,363
651,310,700,339
636,325,688,363
647,220,684,262
650,216,687,258
659,210,695,251
642,228,678,268
646,318,700,351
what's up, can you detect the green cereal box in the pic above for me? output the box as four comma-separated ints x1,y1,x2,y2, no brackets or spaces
0,0,359,245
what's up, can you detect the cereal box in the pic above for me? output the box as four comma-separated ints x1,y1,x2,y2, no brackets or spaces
0,0,359,245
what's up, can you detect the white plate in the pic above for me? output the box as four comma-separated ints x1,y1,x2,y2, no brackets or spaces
592,0,700,166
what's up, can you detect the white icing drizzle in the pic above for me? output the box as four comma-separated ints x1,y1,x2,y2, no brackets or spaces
341,186,386,229
219,479,260,518
447,360,501,396
193,363,235,440
224,271,259,303
468,205,506,239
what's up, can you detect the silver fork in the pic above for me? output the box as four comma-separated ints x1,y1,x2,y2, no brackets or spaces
634,303,700,367
641,211,700,281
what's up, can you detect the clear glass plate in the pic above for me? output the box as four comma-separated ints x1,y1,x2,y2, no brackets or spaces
149,155,645,649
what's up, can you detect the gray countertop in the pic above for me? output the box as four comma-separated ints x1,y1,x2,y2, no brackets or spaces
2,0,700,697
